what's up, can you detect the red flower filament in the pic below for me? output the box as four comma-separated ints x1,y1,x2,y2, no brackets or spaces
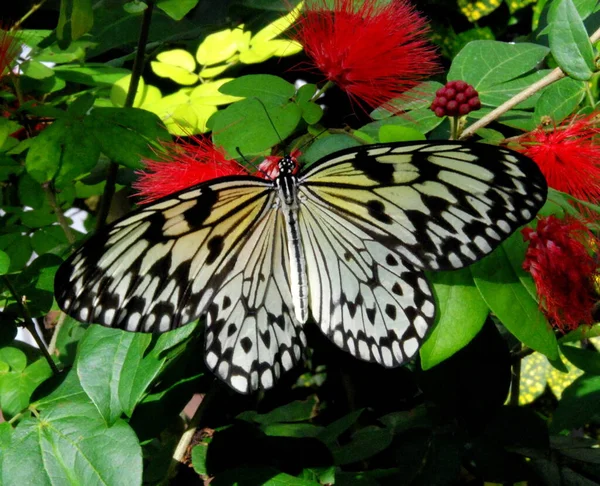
133,136,247,204
0,28,20,79
522,215,598,331
293,0,439,110
516,114,600,206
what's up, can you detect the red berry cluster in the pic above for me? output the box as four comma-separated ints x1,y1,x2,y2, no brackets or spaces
430,81,481,117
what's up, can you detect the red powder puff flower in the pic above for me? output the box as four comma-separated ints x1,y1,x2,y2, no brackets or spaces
522,215,598,332
292,0,439,110
256,149,301,179
133,136,247,204
0,27,21,79
516,114,600,207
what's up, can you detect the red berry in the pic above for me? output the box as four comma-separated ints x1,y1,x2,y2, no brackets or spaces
430,80,481,117
454,80,467,91
465,86,476,98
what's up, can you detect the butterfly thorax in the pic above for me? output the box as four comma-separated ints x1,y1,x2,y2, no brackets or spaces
276,155,300,207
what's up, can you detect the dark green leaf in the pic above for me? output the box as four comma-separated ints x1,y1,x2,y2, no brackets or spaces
157,0,200,20
211,98,302,158
25,119,66,183
77,326,165,423
548,0,595,80
551,374,600,432
238,396,318,424
191,443,208,475
0,358,52,418
0,232,33,272
471,248,559,360
533,77,585,124
448,41,549,90
560,344,600,374
3,398,142,485
330,427,393,465
13,254,62,317
421,268,489,369
0,250,9,275
220,75,296,104
317,409,364,445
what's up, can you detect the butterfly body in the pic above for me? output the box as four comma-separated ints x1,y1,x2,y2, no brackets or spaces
55,141,547,393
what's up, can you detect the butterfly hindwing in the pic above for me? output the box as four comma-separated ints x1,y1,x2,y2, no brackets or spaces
298,194,434,366
205,206,306,394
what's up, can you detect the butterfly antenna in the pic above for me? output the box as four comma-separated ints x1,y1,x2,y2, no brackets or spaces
253,97,284,145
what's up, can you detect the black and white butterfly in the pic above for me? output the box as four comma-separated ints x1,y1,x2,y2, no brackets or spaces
55,141,547,393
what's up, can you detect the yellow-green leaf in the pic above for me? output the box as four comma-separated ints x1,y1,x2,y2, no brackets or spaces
190,79,243,105
196,26,249,66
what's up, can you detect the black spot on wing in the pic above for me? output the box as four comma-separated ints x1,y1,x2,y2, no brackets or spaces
182,187,217,226
366,200,392,224
352,152,394,183
241,336,253,353
206,235,224,264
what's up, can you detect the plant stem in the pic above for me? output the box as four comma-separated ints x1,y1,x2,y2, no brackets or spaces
509,346,522,407
165,382,220,483
95,1,155,230
460,26,600,140
44,183,76,244
11,0,48,30
2,275,60,375
311,80,335,102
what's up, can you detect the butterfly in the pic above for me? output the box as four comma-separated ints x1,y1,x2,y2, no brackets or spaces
55,141,547,394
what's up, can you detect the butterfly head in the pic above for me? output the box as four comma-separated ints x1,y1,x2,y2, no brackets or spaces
277,153,300,178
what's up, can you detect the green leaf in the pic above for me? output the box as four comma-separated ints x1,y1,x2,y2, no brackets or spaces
85,107,170,169
0,348,27,372
533,77,585,124
547,0,595,80
77,326,165,423
550,374,600,432
219,75,296,104
449,41,549,89
19,60,55,80
560,323,600,343
300,101,323,125
330,426,393,465
0,358,53,418
317,409,364,445
238,396,317,424
57,0,94,45
470,248,559,360
0,232,33,272
54,64,131,86
379,125,425,143
13,254,62,317
211,468,319,486
360,108,443,140
31,227,70,255
211,98,301,157
3,392,142,485
560,344,600,374
191,443,208,475
25,119,67,183
0,250,9,275
420,268,489,370
302,135,361,167
157,0,199,20
501,230,539,302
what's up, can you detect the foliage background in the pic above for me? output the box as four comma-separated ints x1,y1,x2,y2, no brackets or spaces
1,0,600,485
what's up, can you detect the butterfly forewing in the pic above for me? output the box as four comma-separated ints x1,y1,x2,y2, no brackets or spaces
55,177,276,332
301,142,547,271
55,141,547,393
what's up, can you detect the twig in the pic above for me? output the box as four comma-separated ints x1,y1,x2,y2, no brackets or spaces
509,344,522,406
164,382,220,483
11,0,48,30
2,275,60,375
459,25,600,140
44,183,76,244
95,2,155,230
